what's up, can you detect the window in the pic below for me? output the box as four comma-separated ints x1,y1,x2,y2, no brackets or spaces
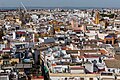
76,32,80,34
112,70,115,73
58,37,64,41
90,78,93,80
101,73,113,76
109,41,112,44
80,78,84,80
117,26,119,28
65,78,67,80
99,57,102,63
106,41,109,44
108,69,110,72
3,61,10,65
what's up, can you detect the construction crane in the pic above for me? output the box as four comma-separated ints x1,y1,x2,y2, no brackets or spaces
20,2,27,13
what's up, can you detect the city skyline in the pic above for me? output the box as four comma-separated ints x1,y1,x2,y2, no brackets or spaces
0,0,120,8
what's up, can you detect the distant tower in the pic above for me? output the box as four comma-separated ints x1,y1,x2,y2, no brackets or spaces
18,7,27,26
71,18,78,28
18,8,24,25
95,11,100,24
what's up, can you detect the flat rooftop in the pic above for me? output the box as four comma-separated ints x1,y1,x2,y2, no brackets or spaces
50,73,100,77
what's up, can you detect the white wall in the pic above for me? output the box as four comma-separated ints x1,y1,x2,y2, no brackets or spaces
13,32,16,39
84,63,93,73
70,69,84,74
50,77,98,80
0,44,5,50
106,68,120,73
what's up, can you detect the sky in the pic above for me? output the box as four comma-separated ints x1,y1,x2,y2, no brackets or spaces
0,0,120,8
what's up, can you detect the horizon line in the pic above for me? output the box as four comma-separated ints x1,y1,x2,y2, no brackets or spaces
0,6,120,9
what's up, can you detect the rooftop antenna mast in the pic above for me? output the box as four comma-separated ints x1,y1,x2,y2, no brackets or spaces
21,2,27,13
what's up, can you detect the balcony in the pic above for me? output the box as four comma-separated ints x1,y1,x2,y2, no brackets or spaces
100,72,115,80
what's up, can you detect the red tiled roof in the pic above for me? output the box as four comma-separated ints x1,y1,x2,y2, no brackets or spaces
32,76,44,79
16,31,26,34
61,47,71,50
74,30,82,32
99,49,108,54
78,56,84,58
2,48,11,50
84,54,99,58
52,64,57,66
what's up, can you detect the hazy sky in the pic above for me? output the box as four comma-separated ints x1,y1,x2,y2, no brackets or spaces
0,0,120,8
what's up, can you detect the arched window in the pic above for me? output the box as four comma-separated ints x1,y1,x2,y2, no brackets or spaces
106,40,109,44
109,41,112,44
